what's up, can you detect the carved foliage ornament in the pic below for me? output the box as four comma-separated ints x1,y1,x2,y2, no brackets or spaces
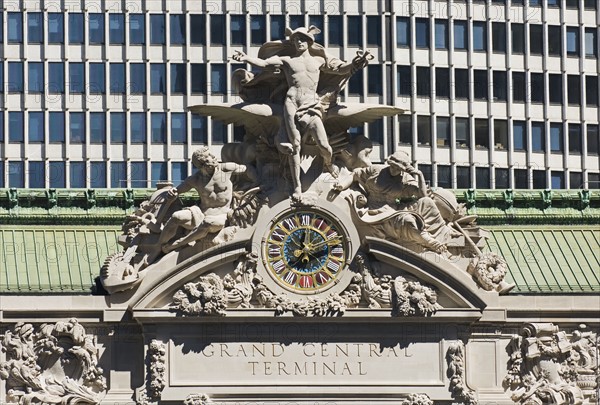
184,393,212,405
446,341,478,405
171,252,442,317
137,339,167,405
0,319,106,405
504,323,598,405
401,393,434,405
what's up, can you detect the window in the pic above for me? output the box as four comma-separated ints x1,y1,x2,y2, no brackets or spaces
368,119,383,144
49,112,64,142
476,167,490,189
455,69,469,99
567,75,581,105
437,117,450,147
548,0,559,6
8,112,24,143
248,15,266,46
473,22,487,52
399,115,412,144
150,15,165,45
587,125,599,155
130,63,146,94
212,120,226,144
456,118,470,148
493,71,507,101
90,162,107,188
530,25,543,55
172,162,188,183
570,172,583,189
530,73,544,103
568,123,582,153
368,65,382,95
49,162,66,188
8,13,23,43
513,72,526,102
587,76,599,106
435,20,448,49
150,64,166,94
531,122,545,152
130,14,145,45
191,64,207,94
131,162,147,188
192,116,207,143
29,161,45,188
416,67,430,97
586,29,598,57
457,166,471,188
231,15,246,45
328,15,344,46
8,62,24,93
550,123,563,152
27,12,43,43
567,27,579,56
589,173,600,189
28,62,44,94
415,18,429,48
151,162,167,187
109,14,125,44
89,63,105,93
367,16,381,46
171,113,187,143
89,14,104,44
512,23,524,54
438,165,452,188
130,113,146,143
566,0,579,8
170,14,186,45
494,119,508,150
533,170,546,189
90,112,105,143
397,17,410,47
496,168,509,189
151,113,166,143
454,20,467,50
27,112,44,143
48,62,64,94
348,69,363,94
70,162,86,188
110,113,126,143
211,64,226,94
420,164,432,185
515,169,528,189
289,15,304,29
492,22,506,53
513,121,526,151
585,0,597,9
548,26,561,56
474,70,488,100
347,16,362,46
417,116,431,146
271,15,286,41
110,63,125,94
48,13,64,43
397,66,411,96
69,112,85,143
475,119,489,149
190,15,206,45
70,62,84,93
436,68,450,98
549,74,563,104
111,162,127,188
308,16,324,43
69,13,84,44
171,64,186,94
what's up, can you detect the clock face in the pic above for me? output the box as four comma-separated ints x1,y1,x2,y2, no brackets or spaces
263,210,347,293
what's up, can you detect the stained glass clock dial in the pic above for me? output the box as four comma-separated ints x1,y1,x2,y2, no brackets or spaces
264,210,348,293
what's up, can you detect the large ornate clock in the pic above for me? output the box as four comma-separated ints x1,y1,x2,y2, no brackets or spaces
255,200,359,297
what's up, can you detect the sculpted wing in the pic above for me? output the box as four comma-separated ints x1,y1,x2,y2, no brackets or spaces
189,103,282,139
324,104,405,135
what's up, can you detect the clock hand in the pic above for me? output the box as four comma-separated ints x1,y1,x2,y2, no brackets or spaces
309,238,342,251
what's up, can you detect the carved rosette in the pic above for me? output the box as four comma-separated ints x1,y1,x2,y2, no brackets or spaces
401,393,434,405
504,323,596,405
0,319,106,405
446,341,478,405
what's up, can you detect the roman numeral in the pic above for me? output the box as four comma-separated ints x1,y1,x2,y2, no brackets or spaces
283,271,296,285
268,246,281,256
331,247,344,255
326,260,340,273
283,218,296,231
272,260,285,273
316,272,330,284
271,228,285,240
301,215,311,226
327,231,338,240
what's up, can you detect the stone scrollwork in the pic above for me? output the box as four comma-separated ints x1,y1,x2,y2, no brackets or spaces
184,393,212,405
0,319,106,405
447,341,478,405
401,393,434,405
504,323,597,405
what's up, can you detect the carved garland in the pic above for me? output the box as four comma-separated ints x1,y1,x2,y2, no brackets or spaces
0,320,106,405
184,393,212,404
446,341,478,405
137,339,167,405
401,393,434,405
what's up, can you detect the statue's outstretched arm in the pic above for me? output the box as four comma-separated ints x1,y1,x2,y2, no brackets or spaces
232,50,282,68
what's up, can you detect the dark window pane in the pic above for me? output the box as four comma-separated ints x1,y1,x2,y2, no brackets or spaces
368,119,383,144
212,120,226,144
549,74,563,104
70,62,84,93
368,65,382,95
49,162,66,188
131,162,147,188
454,20,467,50
171,113,186,143
492,22,506,53
9,112,24,142
109,14,125,44
308,16,324,43
438,165,452,188
271,15,285,41
567,75,581,105
90,112,105,143
417,67,430,97
231,15,246,45
496,168,509,189
567,27,580,56
90,162,107,188
29,161,45,188
170,14,186,45
49,112,65,142
569,172,583,189
584,0,597,8
151,64,166,94
251,15,266,45
493,71,507,101
476,167,490,188
48,13,64,43
399,115,412,145
192,115,207,143
548,26,561,56
586,76,598,106
437,117,450,147
210,15,225,45
289,15,304,29
512,23,524,53
473,21,487,51
152,113,166,143
417,116,431,146
89,14,104,44
475,119,489,149
415,18,429,48
130,14,145,44
456,118,470,148
513,121,526,151
397,65,412,97
28,62,43,94
435,20,448,49
533,170,546,189
191,64,207,94
474,70,488,100
111,112,126,143
530,73,544,103
531,122,545,152
190,15,206,45
586,124,599,155
131,113,146,143
211,64,226,94
589,173,600,189
457,166,471,188
9,62,24,93
529,24,543,55
550,123,563,152
455,68,469,99
150,15,165,45
348,16,362,46
8,13,23,43
151,162,167,187
368,16,382,46
111,162,127,188
436,68,450,98
513,72,526,102
397,17,409,47
48,62,65,94
494,119,508,150
70,162,86,188
515,169,528,189
568,123,582,153
348,69,363,94
28,12,43,43
110,63,126,94
130,63,146,94
70,112,85,143
69,13,84,44
172,162,188,183
171,64,186,94
89,63,105,93
28,112,44,142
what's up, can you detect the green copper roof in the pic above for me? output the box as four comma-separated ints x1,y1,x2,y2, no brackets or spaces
0,224,598,295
